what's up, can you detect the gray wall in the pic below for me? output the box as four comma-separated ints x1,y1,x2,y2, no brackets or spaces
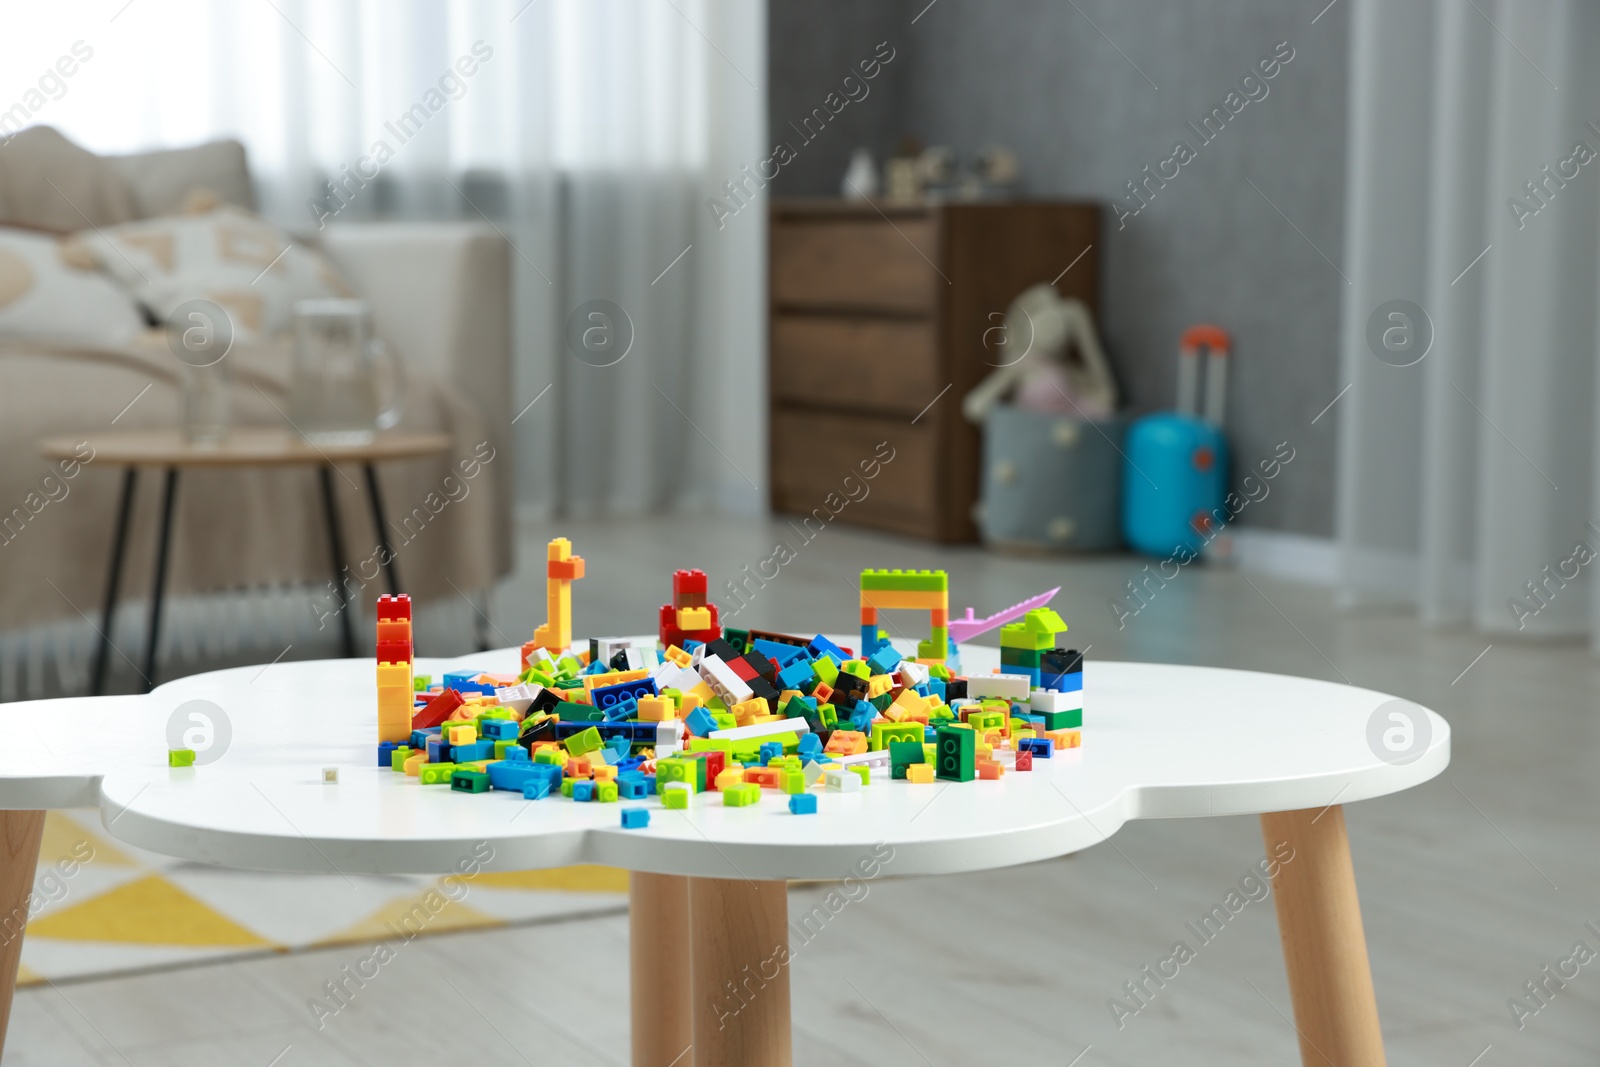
768,0,1348,538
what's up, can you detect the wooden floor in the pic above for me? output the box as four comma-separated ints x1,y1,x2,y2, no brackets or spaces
10,514,1600,1065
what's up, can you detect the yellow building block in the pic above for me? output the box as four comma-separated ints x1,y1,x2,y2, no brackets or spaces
404,753,426,776
583,668,650,693
376,662,411,689
715,768,745,791
677,606,711,630
448,725,476,746
906,764,934,784
859,588,948,611
638,695,678,722
664,645,692,667
866,675,894,698
731,699,766,726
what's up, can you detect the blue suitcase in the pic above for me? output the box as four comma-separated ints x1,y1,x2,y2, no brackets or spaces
1122,326,1229,557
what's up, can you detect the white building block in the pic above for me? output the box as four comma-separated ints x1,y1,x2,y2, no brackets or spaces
709,717,810,742
967,674,1032,701
698,655,753,705
1030,688,1083,713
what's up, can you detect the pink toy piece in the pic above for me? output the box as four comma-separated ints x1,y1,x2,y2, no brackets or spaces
947,587,1061,644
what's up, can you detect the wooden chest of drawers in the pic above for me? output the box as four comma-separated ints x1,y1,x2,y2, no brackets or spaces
768,199,1100,542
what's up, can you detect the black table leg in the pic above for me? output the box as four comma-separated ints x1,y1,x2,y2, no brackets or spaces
91,467,138,696
362,463,402,595
319,465,357,658
141,467,178,693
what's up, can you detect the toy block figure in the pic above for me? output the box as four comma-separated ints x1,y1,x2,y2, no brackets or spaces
375,594,415,744
660,569,722,650
529,538,585,660
859,568,949,664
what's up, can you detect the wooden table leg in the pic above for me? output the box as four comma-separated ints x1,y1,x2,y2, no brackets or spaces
631,872,693,1067
0,811,45,1061
1261,806,1386,1067
688,877,790,1067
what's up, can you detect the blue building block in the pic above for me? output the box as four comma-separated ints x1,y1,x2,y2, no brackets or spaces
643,774,658,795
522,778,552,800
378,741,400,767
752,639,807,668
1021,737,1055,759
479,718,520,741
756,741,783,765
927,679,946,702
797,733,822,758
685,706,718,738
409,727,442,749
807,634,850,663
487,761,542,792
526,763,564,789
777,661,815,692
621,808,650,829
603,696,639,722
443,671,495,695
572,781,596,802
592,677,658,710
453,741,494,763
616,756,645,774
617,774,649,799
860,623,890,657
505,745,530,761
866,644,902,674
426,736,451,763
788,794,818,815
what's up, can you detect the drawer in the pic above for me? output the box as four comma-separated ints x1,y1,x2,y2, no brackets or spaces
769,409,938,538
771,218,940,314
771,316,942,416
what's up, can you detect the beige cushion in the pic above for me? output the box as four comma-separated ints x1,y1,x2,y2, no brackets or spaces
0,127,139,233
0,226,145,348
108,139,256,217
70,205,355,339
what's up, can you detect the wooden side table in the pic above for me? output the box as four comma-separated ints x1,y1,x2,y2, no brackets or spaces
39,429,450,694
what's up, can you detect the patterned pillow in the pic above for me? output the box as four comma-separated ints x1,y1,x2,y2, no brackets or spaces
66,204,354,339
0,226,145,348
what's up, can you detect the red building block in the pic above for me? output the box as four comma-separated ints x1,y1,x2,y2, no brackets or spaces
413,688,464,729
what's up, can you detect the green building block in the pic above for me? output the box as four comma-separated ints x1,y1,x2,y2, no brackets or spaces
935,725,975,782
916,627,949,659
850,765,870,785
451,769,490,793
167,748,195,767
420,763,457,785
813,656,839,687
662,787,690,809
860,568,948,592
656,757,698,791
564,726,604,756
596,780,619,802
412,674,432,692
1000,647,1044,668
558,701,606,724
889,740,925,779
561,777,577,797
871,721,923,751
967,709,1006,734
535,747,565,765
780,769,807,794
840,659,870,679
818,703,838,729
1040,708,1083,731
390,746,413,772
688,738,734,754
722,783,761,807
711,712,737,731
721,628,750,654
869,692,895,713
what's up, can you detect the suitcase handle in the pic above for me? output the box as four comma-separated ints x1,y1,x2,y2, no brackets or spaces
1176,324,1230,427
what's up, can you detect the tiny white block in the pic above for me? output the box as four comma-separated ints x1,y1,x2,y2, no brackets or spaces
710,717,811,742
494,683,542,715
662,780,693,794
802,760,825,786
1029,689,1083,713
967,674,1032,701
898,662,931,687
823,767,860,792
321,767,338,784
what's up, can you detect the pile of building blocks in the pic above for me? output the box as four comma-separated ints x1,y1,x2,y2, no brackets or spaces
373,549,1081,824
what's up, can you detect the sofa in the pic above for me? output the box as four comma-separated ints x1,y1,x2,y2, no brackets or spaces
0,127,514,684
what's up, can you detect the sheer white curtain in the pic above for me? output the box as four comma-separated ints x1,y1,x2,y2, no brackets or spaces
0,0,766,518
1337,0,1600,645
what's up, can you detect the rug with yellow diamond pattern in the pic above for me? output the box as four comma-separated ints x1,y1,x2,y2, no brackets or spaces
18,810,627,985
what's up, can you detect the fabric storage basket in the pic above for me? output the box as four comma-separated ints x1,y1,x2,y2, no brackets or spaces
975,405,1126,551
